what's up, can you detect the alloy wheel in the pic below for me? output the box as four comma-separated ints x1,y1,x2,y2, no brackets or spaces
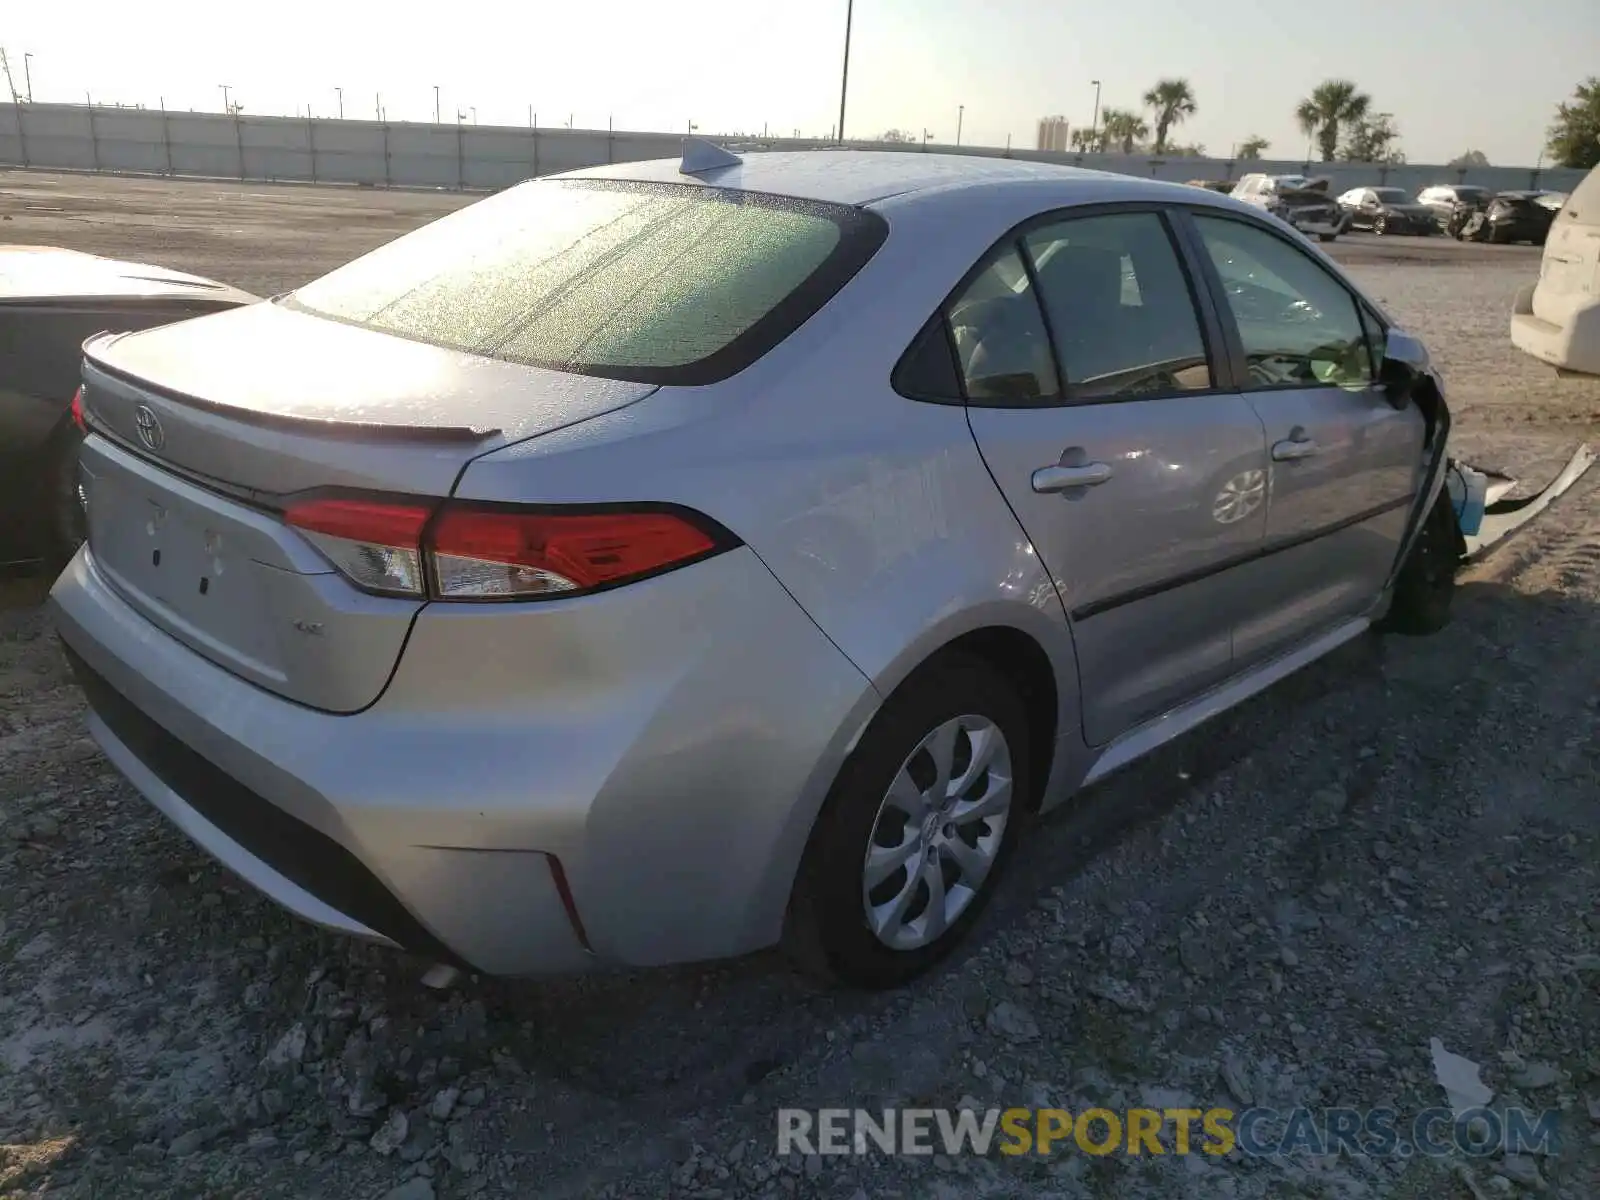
861,715,1013,952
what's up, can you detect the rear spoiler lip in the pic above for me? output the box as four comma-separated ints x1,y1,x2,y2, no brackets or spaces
79,335,499,443
0,291,254,310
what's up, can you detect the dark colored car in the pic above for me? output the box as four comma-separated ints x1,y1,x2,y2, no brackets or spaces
1336,187,1437,235
1486,191,1556,243
1451,192,1555,245
0,247,257,568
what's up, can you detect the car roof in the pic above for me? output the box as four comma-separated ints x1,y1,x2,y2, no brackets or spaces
559,149,1184,208
0,245,258,305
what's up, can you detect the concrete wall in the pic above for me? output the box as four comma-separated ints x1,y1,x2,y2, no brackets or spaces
2,103,1589,197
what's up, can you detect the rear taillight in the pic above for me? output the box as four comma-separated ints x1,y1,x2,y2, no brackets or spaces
69,387,86,432
282,497,733,601
429,506,721,599
285,498,432,597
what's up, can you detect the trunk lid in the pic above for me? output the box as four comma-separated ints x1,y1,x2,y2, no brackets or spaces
82,301,657,496
78,303,657,713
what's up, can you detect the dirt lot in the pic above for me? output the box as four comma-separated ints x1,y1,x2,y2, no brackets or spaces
2,170,1599,1200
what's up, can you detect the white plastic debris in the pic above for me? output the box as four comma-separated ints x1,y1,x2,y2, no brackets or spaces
1430,1037,1494,1116
1459,443,1596,561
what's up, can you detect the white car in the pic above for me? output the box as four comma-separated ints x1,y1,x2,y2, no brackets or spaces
1511,164,1600,376
1230,174,1346,242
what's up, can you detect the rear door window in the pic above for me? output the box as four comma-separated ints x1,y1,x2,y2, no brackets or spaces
1022,212,1214,400
286,179,886,386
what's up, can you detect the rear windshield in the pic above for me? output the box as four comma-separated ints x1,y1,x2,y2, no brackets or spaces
1455,187,1489,201
284,178,887,386
1568,165,1600,214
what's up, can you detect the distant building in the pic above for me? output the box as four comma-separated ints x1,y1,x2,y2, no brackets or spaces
1036,116,1071,153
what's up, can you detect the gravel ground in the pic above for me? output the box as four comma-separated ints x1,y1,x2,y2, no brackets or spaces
3,171,1600,1200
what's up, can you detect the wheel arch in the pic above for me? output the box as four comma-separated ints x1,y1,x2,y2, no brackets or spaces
776,619,1069,980
904,626,1061,814
786,616,1071,904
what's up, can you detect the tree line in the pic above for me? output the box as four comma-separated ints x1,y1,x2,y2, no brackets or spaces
1061,77,1407,165
873,76,1600,171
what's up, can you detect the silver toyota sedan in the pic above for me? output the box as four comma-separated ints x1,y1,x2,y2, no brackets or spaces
49,149,1461,990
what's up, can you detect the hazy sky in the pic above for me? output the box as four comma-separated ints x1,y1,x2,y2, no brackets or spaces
7,0,1597,165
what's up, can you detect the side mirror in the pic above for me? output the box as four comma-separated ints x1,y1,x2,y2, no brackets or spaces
1379,328,1429,410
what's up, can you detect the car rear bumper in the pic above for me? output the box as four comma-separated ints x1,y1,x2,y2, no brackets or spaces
1283,210,1348,237
50,541,877,975
1386,215,1434,234
1511,294,1600,376
1491,219,1549,242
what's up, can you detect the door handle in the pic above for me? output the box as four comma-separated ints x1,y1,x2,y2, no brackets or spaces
1032,462,1114,493
1271,437,1319,462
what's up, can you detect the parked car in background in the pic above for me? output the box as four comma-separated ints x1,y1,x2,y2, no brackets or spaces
1444,192,1491,240
1512,164,1600,375
1454,192,1555,245
1335,187,1437,236
1230,174,1347,241
1187,179,1236,194
52,151,1462,989
1417,184,1493,229
0,247,257,568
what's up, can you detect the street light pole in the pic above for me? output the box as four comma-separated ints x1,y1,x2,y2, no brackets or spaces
956,105,964,147
1089,80,1102,149
334,87,343,119
219,83,231,113
836,0,853,144
434,86,441,124
23,53,33,102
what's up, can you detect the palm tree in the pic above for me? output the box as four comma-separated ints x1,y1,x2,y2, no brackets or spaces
1296,80,1371,163
1100,109,1149,156
1236,134,1270,160
1142,79,1197,156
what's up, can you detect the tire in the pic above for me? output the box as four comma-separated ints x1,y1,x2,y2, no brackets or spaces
783,655,1033,989
1373,214,1388,236
1318,233,1337,243
1377,492,1461,636
39,417,88,570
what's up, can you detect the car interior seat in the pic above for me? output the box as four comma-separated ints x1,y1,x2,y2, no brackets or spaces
952,293,1057,402
1033,242,1148,394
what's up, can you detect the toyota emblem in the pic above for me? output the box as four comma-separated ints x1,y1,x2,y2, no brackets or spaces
134,404,165,451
